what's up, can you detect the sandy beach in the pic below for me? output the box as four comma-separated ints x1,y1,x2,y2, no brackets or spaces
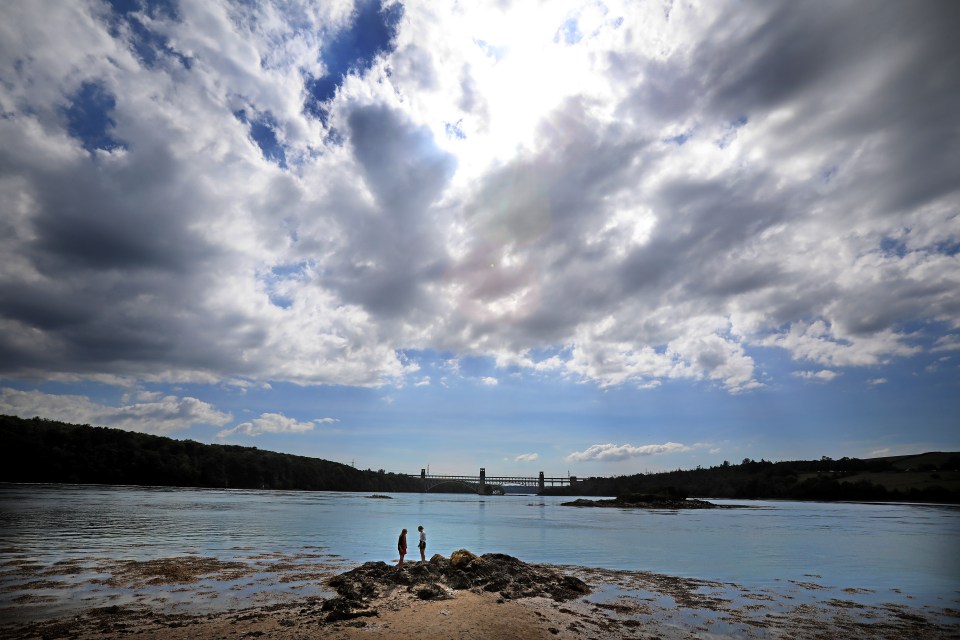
2,550,958,639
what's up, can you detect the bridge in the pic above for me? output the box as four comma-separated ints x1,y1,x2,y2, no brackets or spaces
412,468,577,494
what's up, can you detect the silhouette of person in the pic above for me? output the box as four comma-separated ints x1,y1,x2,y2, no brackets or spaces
397,528,407,567
417,525,426,561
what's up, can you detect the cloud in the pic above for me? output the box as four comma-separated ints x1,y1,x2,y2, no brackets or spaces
479,377,498,386
217,412,335,438
794,370,840,382
0,0,957,398
565,442,692,463
868,378,888,386
514,452,539,462
0,388,231,434
933,336,960,352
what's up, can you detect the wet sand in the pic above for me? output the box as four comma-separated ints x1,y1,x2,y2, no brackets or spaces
2,551,958,639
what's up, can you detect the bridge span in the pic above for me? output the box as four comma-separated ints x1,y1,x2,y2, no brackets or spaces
412,468,577,494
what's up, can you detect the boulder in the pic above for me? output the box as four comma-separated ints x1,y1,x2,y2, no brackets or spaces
450,549,483,567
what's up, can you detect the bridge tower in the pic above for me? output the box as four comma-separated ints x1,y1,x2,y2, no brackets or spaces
479,468,486,494
538,471,545,494
421,468,426,492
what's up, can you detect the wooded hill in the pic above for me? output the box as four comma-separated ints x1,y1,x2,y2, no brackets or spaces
2,414,957,502
545,452,960,503
0,414,420,492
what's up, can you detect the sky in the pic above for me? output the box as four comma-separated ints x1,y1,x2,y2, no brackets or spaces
1,0,958,479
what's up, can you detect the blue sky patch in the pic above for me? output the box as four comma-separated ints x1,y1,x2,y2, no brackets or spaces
715,115,749,149
63,82,125,153
444,120,466,140
932,239,960,256
126,15,182,68
880,236,908,258
235,109,287,168
106,0,188,69
557,18,583,45
106,0,179,21
262,262,310,309
664,130,694,146
474,39,508,62
304,0,404,121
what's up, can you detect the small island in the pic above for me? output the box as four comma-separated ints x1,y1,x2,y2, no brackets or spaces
562,492,734,509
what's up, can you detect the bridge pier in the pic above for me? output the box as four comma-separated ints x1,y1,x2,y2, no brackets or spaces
479,468,485,494
421,468,426,492
538,471,545,494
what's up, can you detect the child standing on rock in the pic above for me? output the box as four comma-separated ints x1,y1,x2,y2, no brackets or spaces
418,525,426,561
397,528,407,567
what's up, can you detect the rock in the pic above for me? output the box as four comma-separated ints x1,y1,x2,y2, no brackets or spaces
450,549,483,567
321,596,379,622
561,497,722,509
325,550,590,610
411,582,450,600
561,499,598,507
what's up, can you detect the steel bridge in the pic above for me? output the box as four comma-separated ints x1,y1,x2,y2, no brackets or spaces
412,468,577,494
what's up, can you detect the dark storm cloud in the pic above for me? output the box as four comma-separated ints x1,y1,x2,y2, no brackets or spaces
702,1,960,216
321,103,456,318
618,175,784,295
348,104,454,210
25,149,217,274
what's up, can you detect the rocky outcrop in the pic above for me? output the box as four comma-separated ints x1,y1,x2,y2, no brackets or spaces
562,495,725,509
322,550,590,622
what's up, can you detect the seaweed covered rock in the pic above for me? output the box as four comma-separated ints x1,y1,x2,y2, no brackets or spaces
320,596,378,622
450,549,483,567
322,550,590,620
562,496,721,509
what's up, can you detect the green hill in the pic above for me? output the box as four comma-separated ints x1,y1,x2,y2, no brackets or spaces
548,453,960,504
0,414,420,492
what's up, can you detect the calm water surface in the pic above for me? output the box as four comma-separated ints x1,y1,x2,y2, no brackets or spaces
2,484,958,608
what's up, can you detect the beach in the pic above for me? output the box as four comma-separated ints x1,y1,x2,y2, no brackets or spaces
2,550,957,639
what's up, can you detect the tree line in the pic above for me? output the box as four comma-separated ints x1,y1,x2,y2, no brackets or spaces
0,414,421,492
3,414,957,502
549,454,960,503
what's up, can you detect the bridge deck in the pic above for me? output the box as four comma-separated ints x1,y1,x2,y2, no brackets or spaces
410,473,575,488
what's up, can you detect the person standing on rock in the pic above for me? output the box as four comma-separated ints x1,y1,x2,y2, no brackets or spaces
417,525,426,561
397,528,408,567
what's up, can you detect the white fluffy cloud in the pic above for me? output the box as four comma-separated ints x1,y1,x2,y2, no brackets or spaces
217,412,336,438
0,388,231,434
794,370,840,382
1,0,957,396
566,442,693,463
514,452,539,463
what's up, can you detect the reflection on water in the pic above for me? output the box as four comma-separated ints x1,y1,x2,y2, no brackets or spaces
1,484,958,618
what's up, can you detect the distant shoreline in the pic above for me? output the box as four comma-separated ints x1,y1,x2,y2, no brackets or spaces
5,415,959,503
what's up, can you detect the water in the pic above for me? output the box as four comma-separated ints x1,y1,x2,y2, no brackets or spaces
2,484,958,616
